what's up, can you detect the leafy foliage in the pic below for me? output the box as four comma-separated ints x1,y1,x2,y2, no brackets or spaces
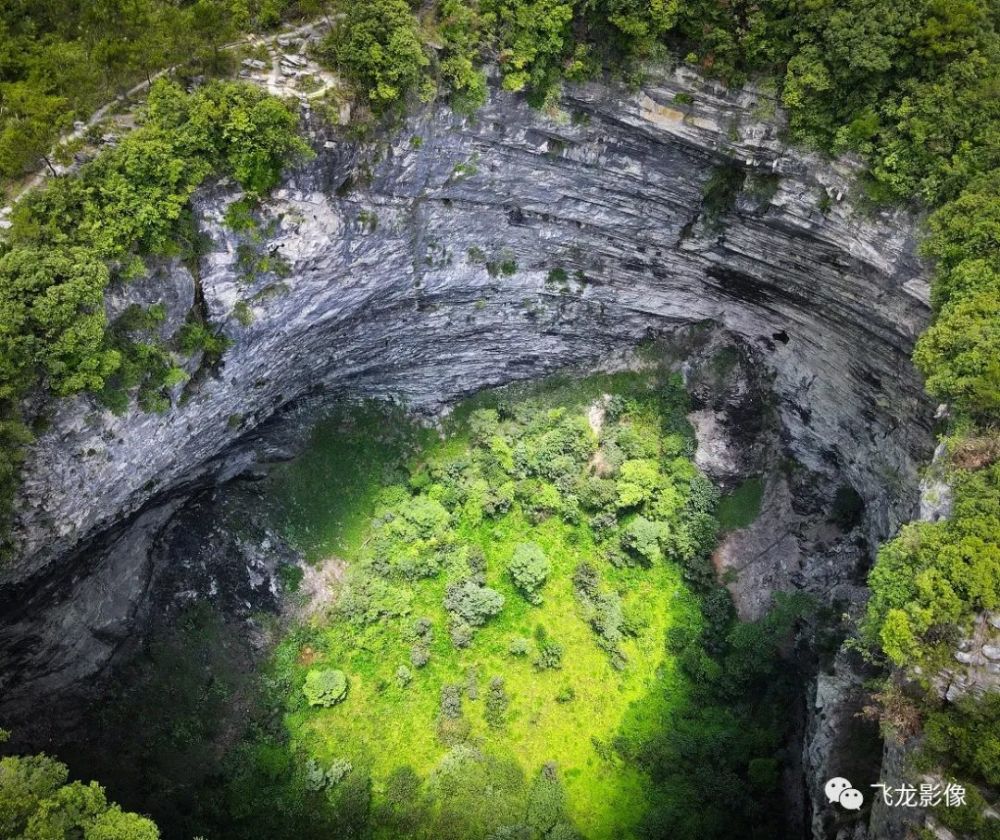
507,541,551,604
444,580,505,635
236,374,804,838
864,461,1000,669
435,0,489,112
0,751,159,839
303,668,349,707
923,692,1000,788
318,0,429,110
483,0,576,97
0,80,307,556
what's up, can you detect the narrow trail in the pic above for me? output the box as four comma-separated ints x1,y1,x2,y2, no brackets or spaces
0,18,337,226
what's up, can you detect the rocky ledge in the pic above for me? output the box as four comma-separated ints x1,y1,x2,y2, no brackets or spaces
1,68,935,836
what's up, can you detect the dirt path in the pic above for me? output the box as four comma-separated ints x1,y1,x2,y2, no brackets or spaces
0,18,336,226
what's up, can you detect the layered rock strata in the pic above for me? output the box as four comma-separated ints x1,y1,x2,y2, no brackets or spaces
1,68,935,835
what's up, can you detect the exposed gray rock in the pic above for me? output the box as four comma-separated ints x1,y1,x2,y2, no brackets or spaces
8,69,933,589
919,443,954,523
104,258,195,342
1,70,935,808
689,408,743,478
936,613,1000,701
868,736,922,840
804,651,883,840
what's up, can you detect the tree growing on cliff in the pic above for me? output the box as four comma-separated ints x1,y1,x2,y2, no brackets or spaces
482,0,576,96
0,246,118,400
863,461,1000,668
0,83,71,178
319,0,429,110
437,0,489,111
914,285,1000,419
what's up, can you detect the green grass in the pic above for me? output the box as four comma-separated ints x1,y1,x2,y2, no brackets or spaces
263,402,436,562
716,477,763,531
262,371,716,837
289,513,698,837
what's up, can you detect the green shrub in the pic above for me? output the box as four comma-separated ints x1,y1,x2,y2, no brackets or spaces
0,752,159,840
449,619,474,648
508,637,530,656
437,0,489,111
410,645,430,668
555,685,575,703
914,285,1000,419
485,677,510,729
443,580,504,626
178,322,230,360
923,693,1000,787
0,246,117,399
234,301,255,326
277,563,304,593
621,516,668,564
863,461,1000,669
318,0,429,110
525,762,567,835
303,669,349,707
483,0,575,97
440,684,463,719
534,638,564,670
508,542,551,604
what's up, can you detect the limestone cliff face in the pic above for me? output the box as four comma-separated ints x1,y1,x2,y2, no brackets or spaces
6,67,933,588
1,71,934,820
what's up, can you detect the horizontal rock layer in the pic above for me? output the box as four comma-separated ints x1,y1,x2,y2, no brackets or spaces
1,69,934,729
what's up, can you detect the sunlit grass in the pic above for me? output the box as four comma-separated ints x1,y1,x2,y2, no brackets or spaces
264,371,710,837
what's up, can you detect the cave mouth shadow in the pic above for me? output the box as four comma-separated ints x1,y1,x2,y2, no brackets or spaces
0,325,900,840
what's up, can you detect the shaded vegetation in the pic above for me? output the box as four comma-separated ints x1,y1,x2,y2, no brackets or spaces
0,730,160,840
177,373,808,840
0,80,308,556
716,476,763,531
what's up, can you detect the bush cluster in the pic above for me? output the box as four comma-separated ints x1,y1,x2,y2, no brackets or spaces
864,461,1000,669
303,668,349,707
0,79,308,556
0,747,160,839
507,541,551,604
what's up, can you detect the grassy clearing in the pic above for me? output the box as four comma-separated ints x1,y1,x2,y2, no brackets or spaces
264,402,436,562
716,477,764,531
263,371,715,836
203,371,807,840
